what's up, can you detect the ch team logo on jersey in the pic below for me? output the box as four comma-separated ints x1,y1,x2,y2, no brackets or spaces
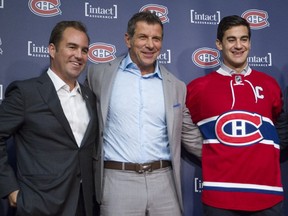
215,111,263,146
88,42,116,63
139,4,169,23
242,9,269,30
28,0,61,17
192,47,220,68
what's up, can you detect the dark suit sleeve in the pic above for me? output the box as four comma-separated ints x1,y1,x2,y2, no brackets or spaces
275,86,288,150
276,111,288,150
0,82,23,198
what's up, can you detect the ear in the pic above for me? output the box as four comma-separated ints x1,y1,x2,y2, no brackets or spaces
215,39,222,51
48,43,56,59
124,33,131,49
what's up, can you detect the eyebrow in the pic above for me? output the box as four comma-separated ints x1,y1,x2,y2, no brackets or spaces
226,35,249,40
67,42,88,49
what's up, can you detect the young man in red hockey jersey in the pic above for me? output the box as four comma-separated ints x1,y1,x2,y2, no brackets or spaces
186,15,284,215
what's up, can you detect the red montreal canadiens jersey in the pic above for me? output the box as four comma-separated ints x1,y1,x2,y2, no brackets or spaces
186,68,283,211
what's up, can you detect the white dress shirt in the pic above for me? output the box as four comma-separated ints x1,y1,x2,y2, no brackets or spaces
103,54,170,163
47,69,90,147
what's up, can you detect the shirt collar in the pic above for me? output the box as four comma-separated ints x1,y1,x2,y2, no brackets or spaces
220,62,250,75
47,68,81,94
119,54,162,79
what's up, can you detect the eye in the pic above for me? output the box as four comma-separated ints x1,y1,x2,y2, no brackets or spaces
68,45,77,50
139,35,147,40
153,37,162,42
82,49,88,54
241,37,249,42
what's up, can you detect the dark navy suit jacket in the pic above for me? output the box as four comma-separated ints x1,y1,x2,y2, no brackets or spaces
0,72,98,216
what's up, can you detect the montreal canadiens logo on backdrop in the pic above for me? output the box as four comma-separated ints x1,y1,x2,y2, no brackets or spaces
215,111,263,146
242,9,269,30
28,0,61,17
88,42,116,63
139,4,169,23
192,47,220,68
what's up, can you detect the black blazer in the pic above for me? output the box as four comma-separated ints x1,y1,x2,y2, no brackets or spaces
0,72,98,216
276,86,288,150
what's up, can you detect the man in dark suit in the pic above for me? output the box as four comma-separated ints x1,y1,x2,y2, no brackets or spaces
0,21,98,216
86,11,202,216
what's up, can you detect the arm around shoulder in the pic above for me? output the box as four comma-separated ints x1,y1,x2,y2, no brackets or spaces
276,110,288,150
181,106,203,159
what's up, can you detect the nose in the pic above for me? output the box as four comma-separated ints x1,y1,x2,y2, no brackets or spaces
74,48,83,59
145,38,154,49
235,39,242,49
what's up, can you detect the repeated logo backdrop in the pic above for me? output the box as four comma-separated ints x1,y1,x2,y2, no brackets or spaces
1,0,288,215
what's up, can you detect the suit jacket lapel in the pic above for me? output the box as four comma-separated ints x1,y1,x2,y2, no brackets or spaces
100,57,124,126
37,72,76,143
160,65,174,140
79,84,96,147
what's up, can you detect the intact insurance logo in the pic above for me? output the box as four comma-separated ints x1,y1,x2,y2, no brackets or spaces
0,0,4,9
191,10,220,25
85,2,117,19
158,49,171,64
192,47,220,68
242,9,269,30
28,0,61,17
139,4,169,24
0,84,3,103
88,42,116,63
0,37,3,55
28,41,49,58
248,53,272,67
195,178,203,193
